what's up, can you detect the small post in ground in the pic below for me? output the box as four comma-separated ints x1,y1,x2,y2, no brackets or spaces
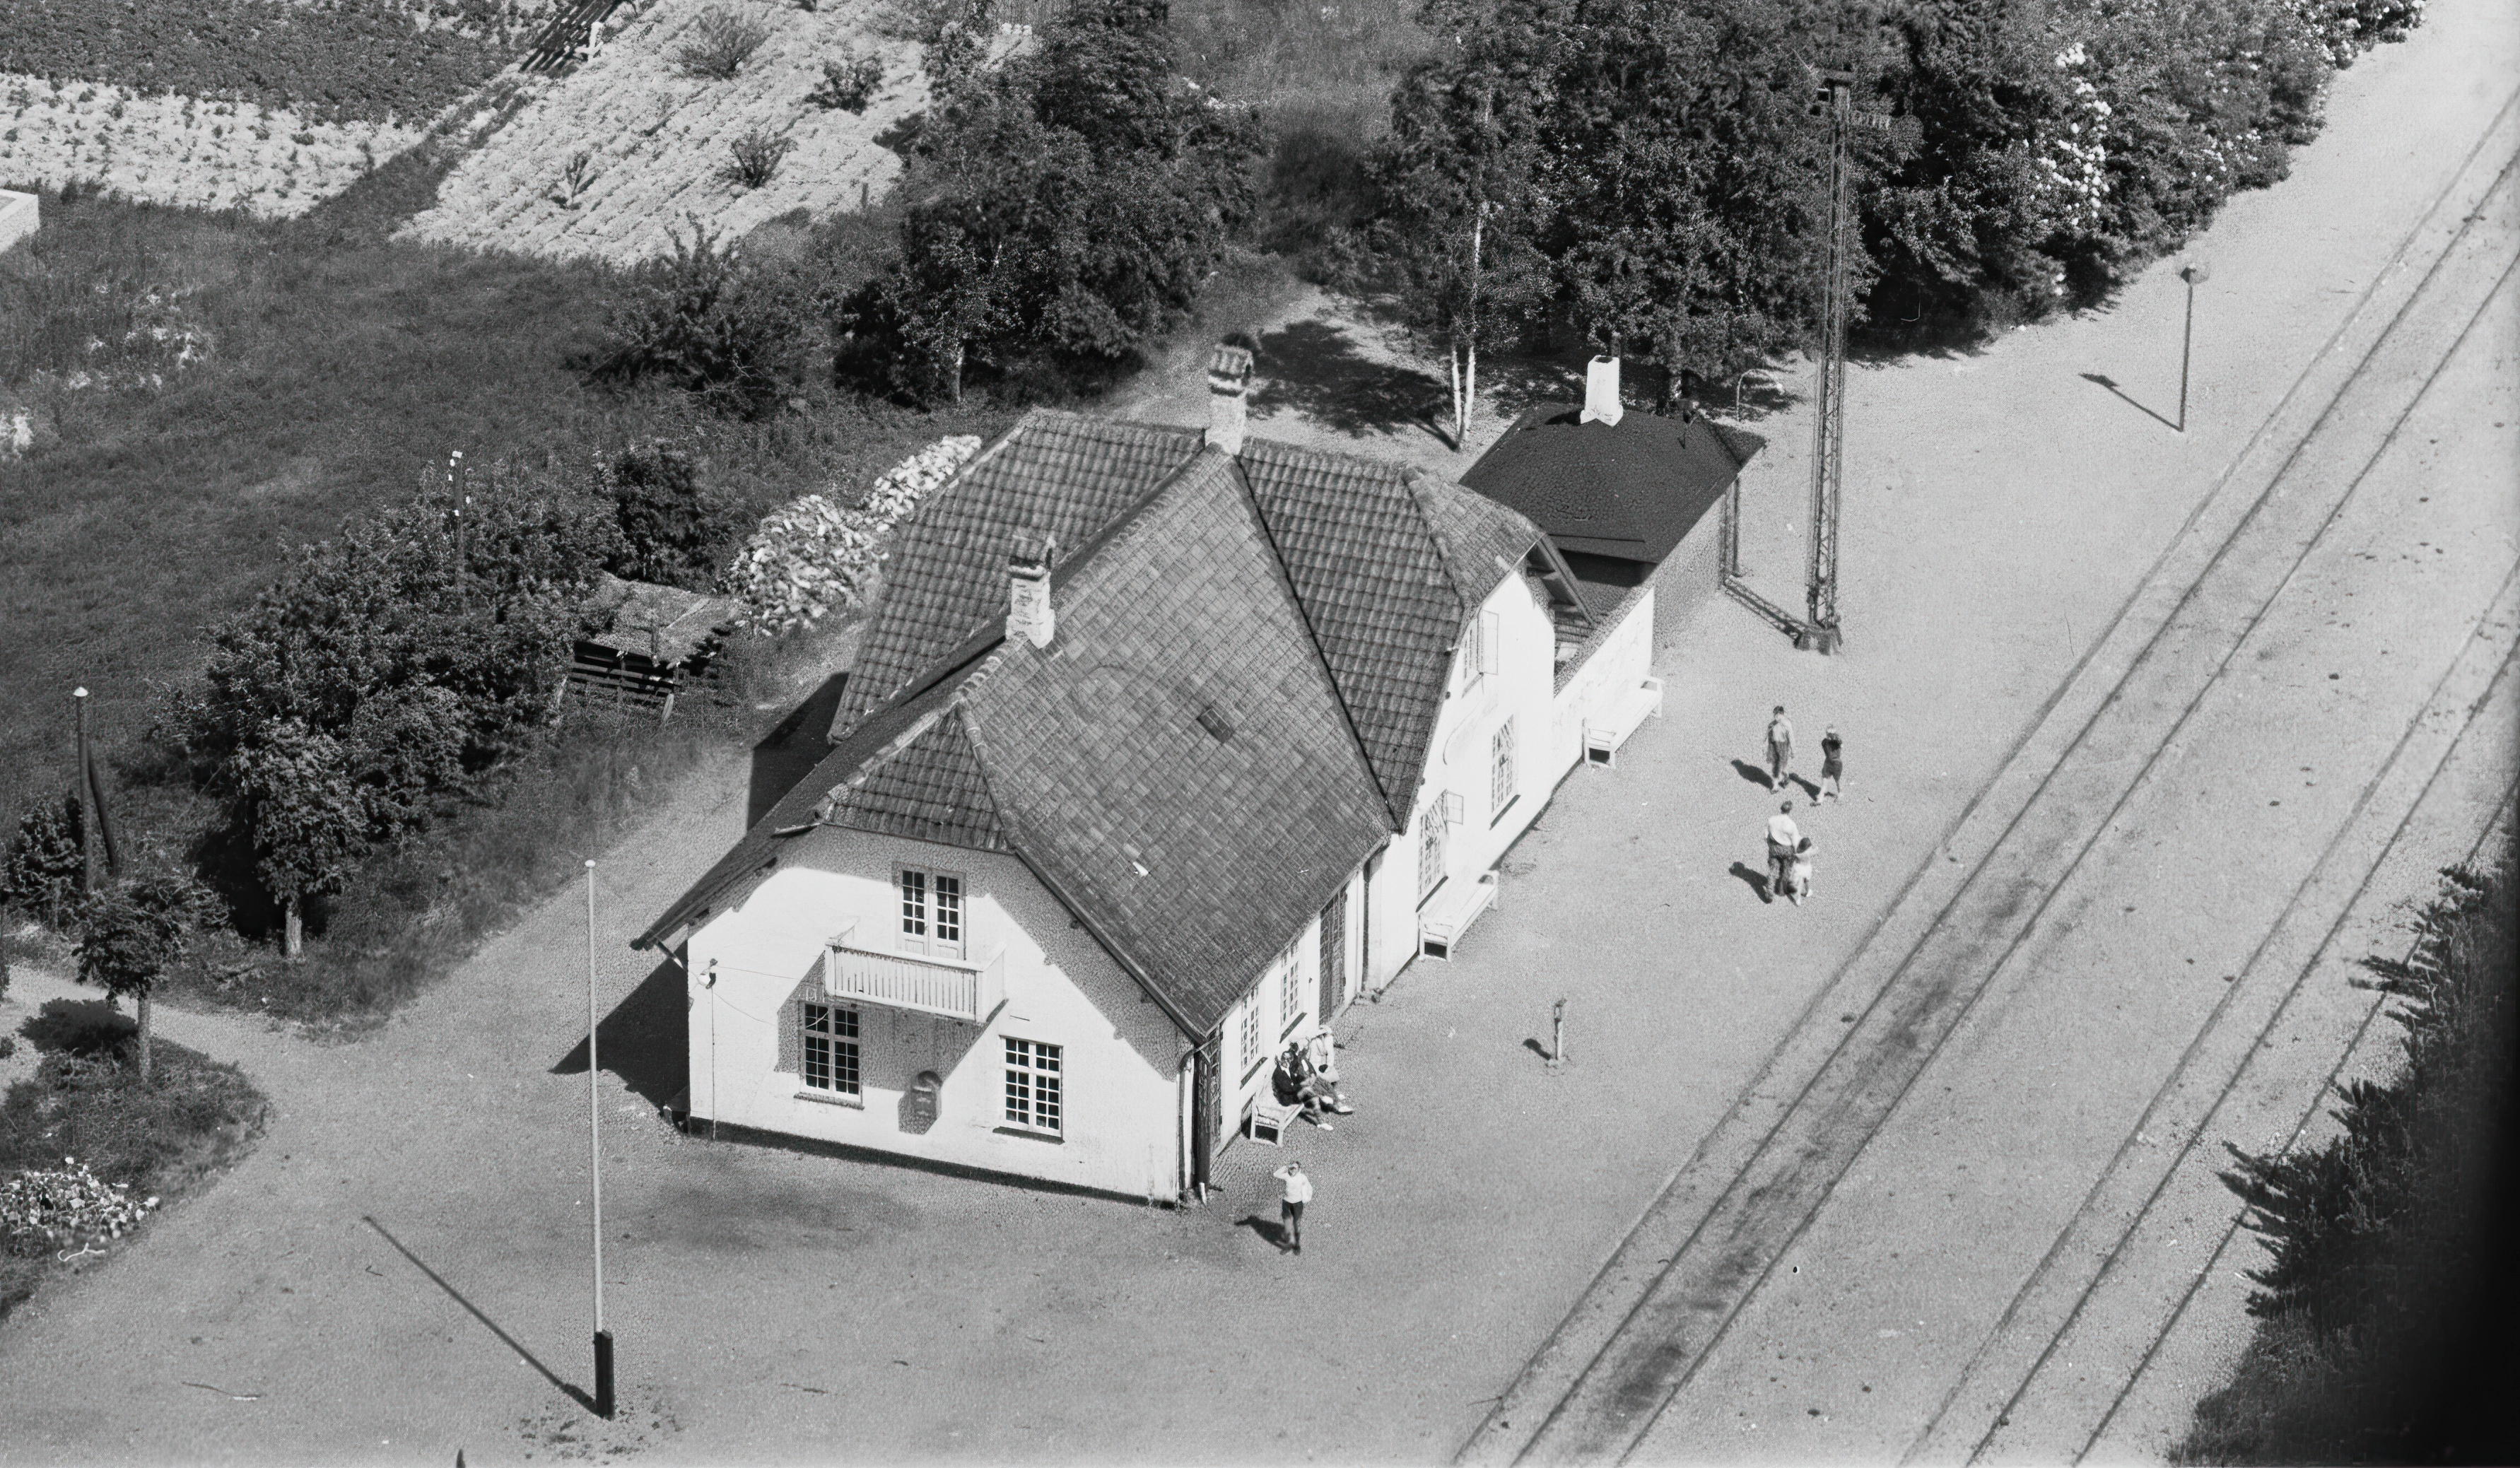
72,686,95,893
586,859,614,1419
1548,997,1567,1071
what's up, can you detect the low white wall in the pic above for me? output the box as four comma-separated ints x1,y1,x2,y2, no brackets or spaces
0,190,36,254
687,831,1187,1199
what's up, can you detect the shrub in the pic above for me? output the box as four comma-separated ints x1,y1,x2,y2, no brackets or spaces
163,467,616,779
601,442,743,589
807,52,888,112
674,7,773,79
718,128,797,190
1,795,86,928
592,221,807,420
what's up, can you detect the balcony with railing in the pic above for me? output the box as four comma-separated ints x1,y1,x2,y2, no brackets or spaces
819,924,1007,1023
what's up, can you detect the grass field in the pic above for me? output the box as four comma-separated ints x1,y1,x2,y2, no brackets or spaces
0,177,1010,886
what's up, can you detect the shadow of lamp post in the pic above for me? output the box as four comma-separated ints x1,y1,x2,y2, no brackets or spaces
2178,260,2211,433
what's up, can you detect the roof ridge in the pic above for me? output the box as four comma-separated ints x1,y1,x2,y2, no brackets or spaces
1224,454,1405,832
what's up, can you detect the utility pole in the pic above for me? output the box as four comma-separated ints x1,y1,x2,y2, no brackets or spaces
587,860,614,1419
1801,71,1891,655
449,450,469,620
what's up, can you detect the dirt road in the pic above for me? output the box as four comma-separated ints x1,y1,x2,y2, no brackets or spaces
0,1,2512,1462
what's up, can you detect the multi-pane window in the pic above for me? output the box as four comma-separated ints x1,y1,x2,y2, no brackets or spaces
1419,804,1447,900
1004,1038,1062,1134
1491,717,1518,818
898,868,963,958
1241,997,1261,1071
800,1003,860,1096
1280,939,1303,1031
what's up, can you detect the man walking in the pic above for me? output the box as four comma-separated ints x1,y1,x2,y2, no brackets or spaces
1819,725,1844,802
1766,706,1796,792
1766,799,1802,903
1272,1161,1312,1255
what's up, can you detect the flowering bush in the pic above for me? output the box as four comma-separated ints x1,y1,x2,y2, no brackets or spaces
718,435,980,636
0,1158,157,1256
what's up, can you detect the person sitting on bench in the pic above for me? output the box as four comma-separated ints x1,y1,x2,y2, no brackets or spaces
1274,1042,1351,1125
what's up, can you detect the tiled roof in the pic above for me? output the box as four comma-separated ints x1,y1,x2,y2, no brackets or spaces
833,414,1542,821
1236,440,1466,821
838,411,1202,732
642,448,1393,1035
1461,405,1765,564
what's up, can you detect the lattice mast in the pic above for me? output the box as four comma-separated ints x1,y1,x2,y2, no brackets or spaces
1803,71,1857,654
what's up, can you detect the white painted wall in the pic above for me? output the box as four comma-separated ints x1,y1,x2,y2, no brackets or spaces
685,829,1188,1199
1360,569,1562,990
1552,584,1656,776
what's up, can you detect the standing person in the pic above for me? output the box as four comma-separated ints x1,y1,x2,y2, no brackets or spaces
1766,706,1796,792
1788,836,1815,905
1272,1161,1312,1255
1765,800,1801,901
1819,725,1844,802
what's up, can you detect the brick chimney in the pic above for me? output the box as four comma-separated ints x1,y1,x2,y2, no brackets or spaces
1579,355,1624,427
1007,531,1057,649
1206,341,1255,454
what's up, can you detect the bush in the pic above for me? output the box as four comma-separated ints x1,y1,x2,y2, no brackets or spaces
674,7,773,79
601,442,743,589
1,795,86,928
806,52,888,112
592,221,807,421
2187,856,2516,1462
719,128,797,190
163,464,615,785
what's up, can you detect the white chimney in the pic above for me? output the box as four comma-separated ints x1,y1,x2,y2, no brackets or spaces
1580,355,1624,427
1206,341,1254,454
1007,532,1057,649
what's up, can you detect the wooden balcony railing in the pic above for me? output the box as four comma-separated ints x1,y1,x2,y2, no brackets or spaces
820,927,1007,1023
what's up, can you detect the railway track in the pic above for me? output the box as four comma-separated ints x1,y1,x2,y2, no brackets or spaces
1462,85,2520,1468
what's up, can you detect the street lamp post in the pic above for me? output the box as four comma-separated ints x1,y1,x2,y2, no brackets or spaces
586,859,614,1420
2177,261,2211,433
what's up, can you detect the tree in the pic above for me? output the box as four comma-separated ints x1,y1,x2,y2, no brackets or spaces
76,874,218,1086
228,722,368,961
1380,0,1558,446
838,0,1262,403
1541,0,1848,387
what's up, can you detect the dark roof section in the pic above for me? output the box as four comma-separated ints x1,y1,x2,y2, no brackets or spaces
641,449,1394,1037
833,412,1543,818
1460,405,1766,565
838,411,1202,734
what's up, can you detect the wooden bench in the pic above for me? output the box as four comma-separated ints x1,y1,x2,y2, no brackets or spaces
1583,676,1665,767
1245,1098,1300,1146
1418,870,1500,961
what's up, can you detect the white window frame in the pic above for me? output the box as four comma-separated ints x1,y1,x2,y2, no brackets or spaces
1419,804,1448,901
800,1002,862,1098
1491,717,1518,821
1003,1037,1062,1135
1241,996,1262,1073
1279,937,1304,1033
897,866,966,959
